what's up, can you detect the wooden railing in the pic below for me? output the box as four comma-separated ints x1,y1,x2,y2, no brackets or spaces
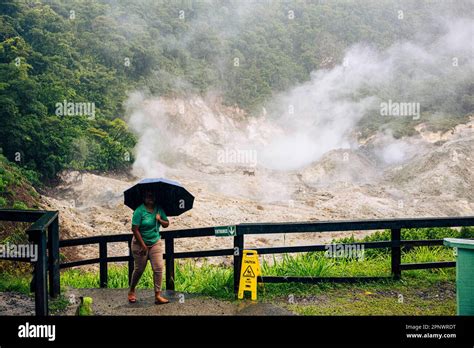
0,209,60,316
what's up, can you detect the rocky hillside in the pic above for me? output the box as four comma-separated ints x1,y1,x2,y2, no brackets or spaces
36,97,473,264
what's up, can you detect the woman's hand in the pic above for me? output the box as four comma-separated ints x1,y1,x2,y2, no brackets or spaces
139,243,148,256
156,213,169,228
132,224,148,255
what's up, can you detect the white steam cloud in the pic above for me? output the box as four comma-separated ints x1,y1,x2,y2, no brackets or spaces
258,17,473,170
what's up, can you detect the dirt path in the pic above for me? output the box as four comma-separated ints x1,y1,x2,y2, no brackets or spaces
63,288,295,316
0,289,295,316
0,292,35,316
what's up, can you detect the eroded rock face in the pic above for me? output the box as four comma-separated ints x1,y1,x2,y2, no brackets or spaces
385,136,474,200
300,149,380,188
415,117,474,143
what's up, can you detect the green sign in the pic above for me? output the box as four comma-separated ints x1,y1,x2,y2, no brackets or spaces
214,225,237,237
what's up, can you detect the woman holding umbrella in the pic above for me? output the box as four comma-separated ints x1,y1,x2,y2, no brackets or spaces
124,178,194,305
128,190,170,304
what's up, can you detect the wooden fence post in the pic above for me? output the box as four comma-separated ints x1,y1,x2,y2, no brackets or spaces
233,234,244,296
29,230,48,316
99,241,108,288
128,239,134,286
165,237,175,291
391,228,401,279
48,216,60,297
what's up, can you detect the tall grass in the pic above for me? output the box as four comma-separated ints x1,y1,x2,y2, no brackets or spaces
58,245,453,299
61,261,235,299
175,261,234,298
0,272,30,293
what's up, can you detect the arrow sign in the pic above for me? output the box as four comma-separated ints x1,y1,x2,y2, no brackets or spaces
214,225,236,237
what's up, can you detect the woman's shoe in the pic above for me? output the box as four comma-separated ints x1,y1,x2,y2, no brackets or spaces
128,292,137,303
154,294,169,305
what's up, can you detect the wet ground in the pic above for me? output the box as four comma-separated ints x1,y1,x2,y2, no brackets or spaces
0,292,35,316
63,288,295,316
0,289,295,316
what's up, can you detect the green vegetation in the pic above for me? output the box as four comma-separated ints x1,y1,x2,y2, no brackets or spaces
0,272,30,293
0,153,41,245
0,153,40,206
1,1,137,181
336,226,474,258
49,295,71,314
286,279,456,316
75,296,94,316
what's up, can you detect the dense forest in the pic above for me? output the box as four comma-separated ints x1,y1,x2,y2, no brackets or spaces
0,0,472,188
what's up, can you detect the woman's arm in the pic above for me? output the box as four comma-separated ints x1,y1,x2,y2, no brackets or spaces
156,213,169,228
132,225,148,252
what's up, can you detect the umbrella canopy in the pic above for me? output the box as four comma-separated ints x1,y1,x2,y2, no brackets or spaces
124,178,194,216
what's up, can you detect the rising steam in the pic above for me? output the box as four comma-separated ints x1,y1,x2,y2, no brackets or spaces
126,17,473,179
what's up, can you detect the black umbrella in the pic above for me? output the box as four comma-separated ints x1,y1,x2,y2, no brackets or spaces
123,178,194,216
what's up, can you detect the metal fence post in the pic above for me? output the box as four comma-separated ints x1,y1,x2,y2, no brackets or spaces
165,237,175,291
47,216,60,297
391,228,401,279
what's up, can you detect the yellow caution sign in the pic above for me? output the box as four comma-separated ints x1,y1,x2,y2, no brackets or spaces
238,250,261,300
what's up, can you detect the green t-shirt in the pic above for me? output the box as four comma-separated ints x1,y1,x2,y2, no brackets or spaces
131,204,168,246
